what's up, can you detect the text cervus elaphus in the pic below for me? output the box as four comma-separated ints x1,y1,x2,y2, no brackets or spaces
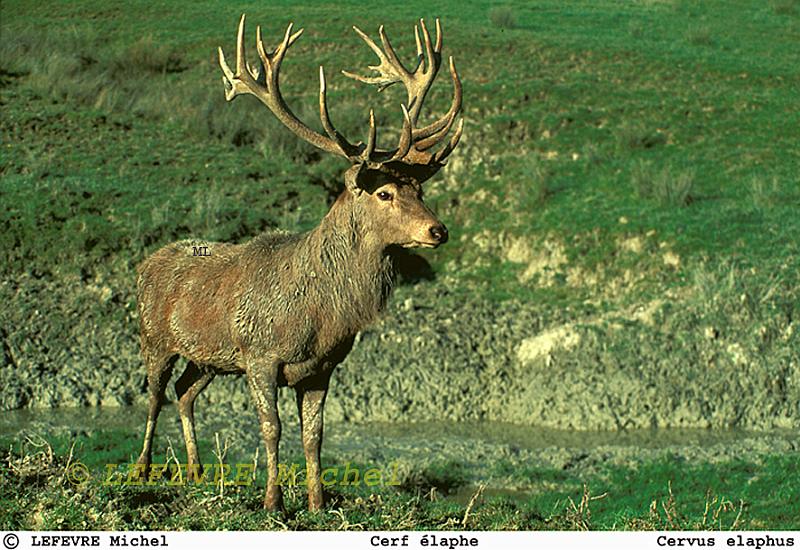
135,14,462,511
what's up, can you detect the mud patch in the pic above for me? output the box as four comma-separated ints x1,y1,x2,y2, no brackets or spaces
1,263,798,432
514,238,568,286
517,325,581,365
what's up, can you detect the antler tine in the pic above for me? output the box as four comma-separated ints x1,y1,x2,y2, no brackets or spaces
255,25,268,75
270,23,292,73
389,104,414,162
219,15,255,100
319,66,361,158
413,56,462,148
418,19,435,73
218,46,235,97
414,25,423,58
236,14,250,78
434,18,442,52
255,23,305,82
274,23,300,70
405,18,442,124
364,110,377,160
432,117,463,164
378,25,409,75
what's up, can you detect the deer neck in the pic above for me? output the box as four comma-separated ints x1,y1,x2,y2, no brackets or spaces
303,192,394,325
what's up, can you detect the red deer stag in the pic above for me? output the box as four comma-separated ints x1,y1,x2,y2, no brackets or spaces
135,14,462,511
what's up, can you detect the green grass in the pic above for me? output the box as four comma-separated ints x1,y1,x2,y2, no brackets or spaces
1,431,798,530
2,0,798,302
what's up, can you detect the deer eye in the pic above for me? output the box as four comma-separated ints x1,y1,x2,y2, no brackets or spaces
376,191,393,201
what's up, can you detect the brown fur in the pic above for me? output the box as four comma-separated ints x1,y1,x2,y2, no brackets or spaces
135,170,447,511
139,13,463,513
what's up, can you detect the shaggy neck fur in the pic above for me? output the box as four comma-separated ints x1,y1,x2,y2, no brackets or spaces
299,191,395,330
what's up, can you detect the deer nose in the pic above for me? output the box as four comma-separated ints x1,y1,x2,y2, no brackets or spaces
429,224,448,244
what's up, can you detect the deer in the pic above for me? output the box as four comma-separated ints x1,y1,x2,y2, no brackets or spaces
134,13,462,512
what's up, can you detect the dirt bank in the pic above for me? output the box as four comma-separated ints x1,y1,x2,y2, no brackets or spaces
1,269,797,431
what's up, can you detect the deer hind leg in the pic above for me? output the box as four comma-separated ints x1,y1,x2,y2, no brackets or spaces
174,361,215,476
136,351,177,469
295,369,332,512
246,357,283,511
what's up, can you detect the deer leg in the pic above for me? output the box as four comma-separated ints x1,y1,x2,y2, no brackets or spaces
246,358,283,511
295,370,332,512
136,352,176,469
174,361,215,474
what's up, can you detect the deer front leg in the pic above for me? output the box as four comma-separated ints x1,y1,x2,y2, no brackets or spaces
246,358,283,511
295,370,332,511
174,361,215,473
136,352,176,471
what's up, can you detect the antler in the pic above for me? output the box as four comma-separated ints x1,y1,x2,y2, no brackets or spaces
343,19,463,170
219,15,357,158
219,15,463,180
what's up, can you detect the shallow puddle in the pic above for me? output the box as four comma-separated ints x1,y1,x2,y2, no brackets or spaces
2,405,797,490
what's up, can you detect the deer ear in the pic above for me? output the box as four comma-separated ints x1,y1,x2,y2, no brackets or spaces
344,163,367,196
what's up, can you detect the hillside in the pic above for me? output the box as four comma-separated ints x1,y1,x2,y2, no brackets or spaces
1,0,798,429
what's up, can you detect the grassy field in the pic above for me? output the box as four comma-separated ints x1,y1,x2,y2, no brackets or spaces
1,0,799,531
3,0,798,300
2,429,799,530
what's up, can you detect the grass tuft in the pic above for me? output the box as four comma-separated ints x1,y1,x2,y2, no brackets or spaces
631,160,694,207
489,7,518,30
771,0,798,15
686,25,714,46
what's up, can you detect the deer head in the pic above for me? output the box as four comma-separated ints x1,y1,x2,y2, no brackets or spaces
218,15,463,248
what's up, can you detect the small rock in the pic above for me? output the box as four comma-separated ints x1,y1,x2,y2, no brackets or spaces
663,251,681,268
